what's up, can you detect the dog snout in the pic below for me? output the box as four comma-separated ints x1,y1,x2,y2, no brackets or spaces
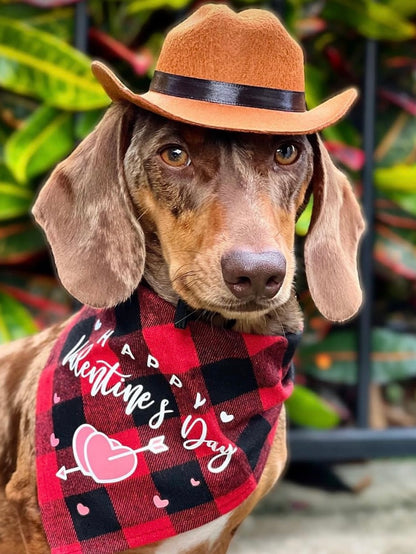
221,250,286,300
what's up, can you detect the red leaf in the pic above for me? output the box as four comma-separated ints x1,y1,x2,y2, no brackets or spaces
376,199,416,231
0,284,69,316
295,17,326,38
379,89,416,116
385,57,416,69
375,224,416,280
324,141,365,171
89,28,153,76
324,46,354,79
377,212,416,231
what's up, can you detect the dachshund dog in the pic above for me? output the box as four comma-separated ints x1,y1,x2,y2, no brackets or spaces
0,101,364,553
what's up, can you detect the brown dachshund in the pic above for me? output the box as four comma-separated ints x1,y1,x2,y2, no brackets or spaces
0,100,364,553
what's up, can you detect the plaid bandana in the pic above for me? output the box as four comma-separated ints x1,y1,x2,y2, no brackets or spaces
36,285,299,554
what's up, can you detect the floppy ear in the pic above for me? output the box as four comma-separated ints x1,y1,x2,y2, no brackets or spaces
32,102,145,308
304,135,365,322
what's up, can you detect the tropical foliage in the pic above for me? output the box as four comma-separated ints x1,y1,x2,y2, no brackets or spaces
0,0,415,429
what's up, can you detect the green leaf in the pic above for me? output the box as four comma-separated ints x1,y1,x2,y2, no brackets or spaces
376,198,416,231
5,106,73,184
300,330,357,385
385,193,416,217
0,121,9,158
0,3,74,41
383,0,416,17
323,0,416,41
286,385,341,429
375,224,416,279
295,196,312,236
299,328,416,385
126,0,192,14
0,219,45,264
25,7,74,42
75,108,105,140
375,165,416,216
0,90,38,127
373,329,416,383
0,271,73,330
305,64,326,109
0,16,110,110
375,164,416,194
322,120,361,148
0,290,37,344
0,4,40,21
0,164,32,220
375,111,416,167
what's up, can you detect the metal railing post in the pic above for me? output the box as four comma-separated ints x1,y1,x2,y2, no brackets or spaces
74,0,88,54
356,39,378,428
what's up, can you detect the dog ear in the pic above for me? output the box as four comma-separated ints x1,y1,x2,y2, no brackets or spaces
304,134,365,322
32,102,145,308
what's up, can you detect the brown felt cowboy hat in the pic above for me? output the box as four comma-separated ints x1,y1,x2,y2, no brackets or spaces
91,3,358,135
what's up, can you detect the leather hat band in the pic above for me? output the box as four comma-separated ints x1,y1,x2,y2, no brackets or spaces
150,71,306,113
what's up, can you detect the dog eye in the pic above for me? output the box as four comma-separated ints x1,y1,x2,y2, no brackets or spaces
160,146,190,168
275,143,299,165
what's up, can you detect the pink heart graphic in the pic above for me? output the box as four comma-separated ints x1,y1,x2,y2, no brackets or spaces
190,478,200,487
153,495,169,509
83,431,137,484
50,433,59,448
53,392,61,404
76,503,90,516
73,424,97,475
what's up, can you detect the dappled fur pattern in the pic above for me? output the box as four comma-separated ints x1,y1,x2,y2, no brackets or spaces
0,103,364,553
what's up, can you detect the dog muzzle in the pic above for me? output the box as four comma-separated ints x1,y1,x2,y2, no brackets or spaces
36,285,300,553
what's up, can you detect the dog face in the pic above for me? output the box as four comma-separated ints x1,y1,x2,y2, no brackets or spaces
33,102,364,324
123,111,313,320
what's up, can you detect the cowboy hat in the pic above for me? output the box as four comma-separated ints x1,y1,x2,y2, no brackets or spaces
91,3,357,135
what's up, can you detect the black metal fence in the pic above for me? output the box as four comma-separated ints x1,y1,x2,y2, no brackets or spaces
74,1,416,463
289,37,416,462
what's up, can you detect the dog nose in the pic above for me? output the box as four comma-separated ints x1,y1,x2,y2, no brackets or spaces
221,250,286,300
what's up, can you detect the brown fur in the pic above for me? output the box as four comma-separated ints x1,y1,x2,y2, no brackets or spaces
0,102,364,553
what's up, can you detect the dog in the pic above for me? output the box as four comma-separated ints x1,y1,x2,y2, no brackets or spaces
0,5,365,554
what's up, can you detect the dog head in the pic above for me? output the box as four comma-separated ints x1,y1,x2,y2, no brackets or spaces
33,102,364,324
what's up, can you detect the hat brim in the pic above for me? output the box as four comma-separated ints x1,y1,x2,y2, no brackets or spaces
92,61,358,135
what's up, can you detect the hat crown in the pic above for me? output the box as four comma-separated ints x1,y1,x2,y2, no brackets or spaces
156,4,305,92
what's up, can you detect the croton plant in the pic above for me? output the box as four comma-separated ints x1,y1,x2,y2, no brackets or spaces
0,0,415,429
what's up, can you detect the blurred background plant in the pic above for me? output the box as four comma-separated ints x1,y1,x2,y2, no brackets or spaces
0,0,415,430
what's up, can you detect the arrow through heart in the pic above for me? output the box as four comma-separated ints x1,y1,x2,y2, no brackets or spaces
57,424,169,483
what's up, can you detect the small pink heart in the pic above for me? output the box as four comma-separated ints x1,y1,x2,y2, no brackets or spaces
76,503,90,516
190,478,200,487
53,392,61,404
153,495,169,509
50,433,59,448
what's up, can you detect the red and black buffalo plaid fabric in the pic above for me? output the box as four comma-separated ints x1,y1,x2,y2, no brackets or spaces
36,285,299,553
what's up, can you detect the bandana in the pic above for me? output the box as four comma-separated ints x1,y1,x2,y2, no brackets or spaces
36,285,299,554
